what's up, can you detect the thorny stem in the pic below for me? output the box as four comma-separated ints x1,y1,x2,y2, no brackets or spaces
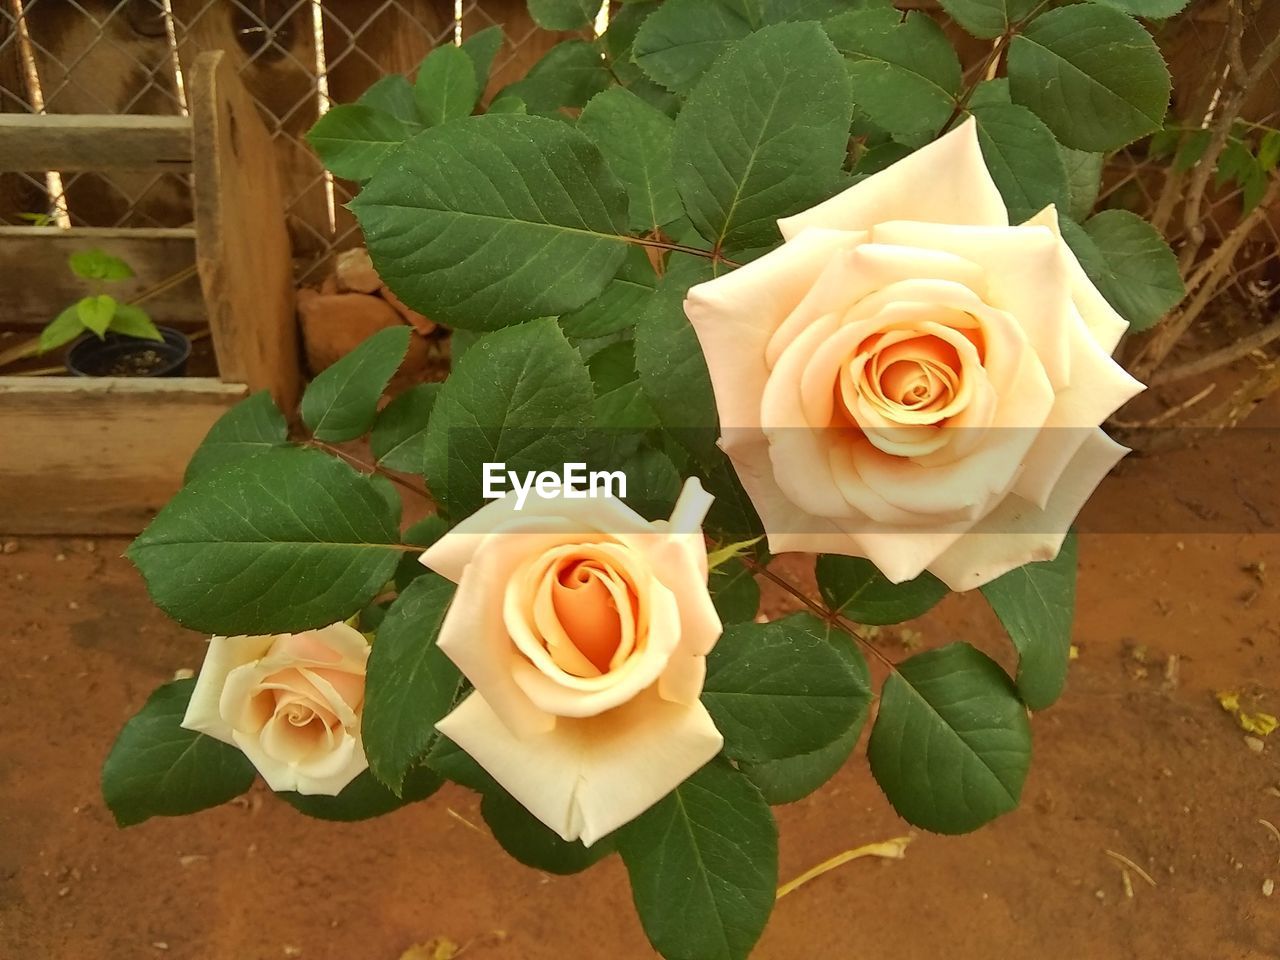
307,438,433,503
739,554,899,673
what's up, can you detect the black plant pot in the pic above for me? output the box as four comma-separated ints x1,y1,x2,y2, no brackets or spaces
66,326,191,378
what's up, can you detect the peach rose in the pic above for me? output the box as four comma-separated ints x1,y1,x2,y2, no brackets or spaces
182,623,370,795
421,478,723,845
684,118,1144,590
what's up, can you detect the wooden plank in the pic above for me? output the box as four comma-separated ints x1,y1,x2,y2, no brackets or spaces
0,115,192,172
173,0,332,262
0,226,203,327
189,51,301,411
0,376,247,535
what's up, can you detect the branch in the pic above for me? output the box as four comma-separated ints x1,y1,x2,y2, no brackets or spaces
1151,314,1280,387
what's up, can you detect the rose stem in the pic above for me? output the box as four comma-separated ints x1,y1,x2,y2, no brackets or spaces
307,439,433,503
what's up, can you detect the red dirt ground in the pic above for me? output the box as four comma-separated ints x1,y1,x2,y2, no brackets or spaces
2,410,1279,959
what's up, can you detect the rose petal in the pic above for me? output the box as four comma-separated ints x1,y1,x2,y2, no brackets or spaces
436,689,723,845
181,633,276,744
927,429,1129,590
777,117,1007,239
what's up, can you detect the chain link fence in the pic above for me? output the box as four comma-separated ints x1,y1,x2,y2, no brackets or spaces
1,0,1277,364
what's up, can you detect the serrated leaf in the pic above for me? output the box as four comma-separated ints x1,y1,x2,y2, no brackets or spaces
102,679,256,827
423,733,499,794
980,532,1076,710
307,104,414,180
588,339,659,432
826,8,962,147
1008,4,1171,152
77,294,116,336
579,86,682,233
424,318,594,516
184,391,290,484
353,114,630,331
673,21,853,252
617,759,777,960
128,447,403,635
482,789,615,874
1083,209,1183,331
868,642,1031,834
817,554,948,625
356,74,419,125
559,244,657,340
738,620,870,804
371,382,439,474
363,572,461,793
1060,145,1104,220
301,326,410,442
461,25,504,90
971,102,1071,222
618,446,682,520
708,556,760,624
936,0,1038,39
633,0,754,95
703,612,871,761
1089,0,1190,17
528,0,598,29
281,765,441,821
414,44,479,127
498,40,611,117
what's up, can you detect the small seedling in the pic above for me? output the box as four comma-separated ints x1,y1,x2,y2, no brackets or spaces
38,249,163,354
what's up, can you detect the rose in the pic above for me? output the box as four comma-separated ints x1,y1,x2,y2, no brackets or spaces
182,623,370,795
684,117,1144,590
422,478,723,845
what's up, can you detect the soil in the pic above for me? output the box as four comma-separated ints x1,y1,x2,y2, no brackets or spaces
2,406,1279,960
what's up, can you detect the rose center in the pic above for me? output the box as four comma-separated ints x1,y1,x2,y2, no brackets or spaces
549,558,627,675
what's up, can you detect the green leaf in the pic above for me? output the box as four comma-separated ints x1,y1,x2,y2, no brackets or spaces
482,789,615,874
618,446,682,520
184,390,290,484
708,556,759,624
356,74,419,125
588,339,659,432
528,0,597,30
981,532,1076,711
826,8,962,147
423,733,499,794
38,304,85,353
102,679,256,827
424,318,594,516
128,447,403,635
307,104,414,180
281,764,441,821
738,620,870,804
1258,130,1280,173
499,40,611,117
579,86,682,233
936,0,1038,39
817,554,948,625
300,326,410,442
1082,209,1184,331
617,759,777,960
1061,146,1104,221
461,25,504,90
1088,0,1190,18
371,382,439,473
107,303,162,341
702,612,871,761
395,514,449,592
633,262,721,468
969,77,1011,108
559,244,657,340
673,21,853,252
486,94,526,114
363,572,461,793
970,102,1070,222
868,642,1031,834
77,294,116,336
353,114,630,331
633,0,754,95
414,44,479,127
1008,4,1171,152
69,247,134,280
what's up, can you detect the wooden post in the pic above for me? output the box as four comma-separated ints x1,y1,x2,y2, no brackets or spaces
189,50,301,412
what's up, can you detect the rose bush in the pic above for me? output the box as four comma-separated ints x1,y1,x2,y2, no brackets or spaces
182,623,371,794
424,477,723,844
686,118,1144,590
103,3,1189,958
